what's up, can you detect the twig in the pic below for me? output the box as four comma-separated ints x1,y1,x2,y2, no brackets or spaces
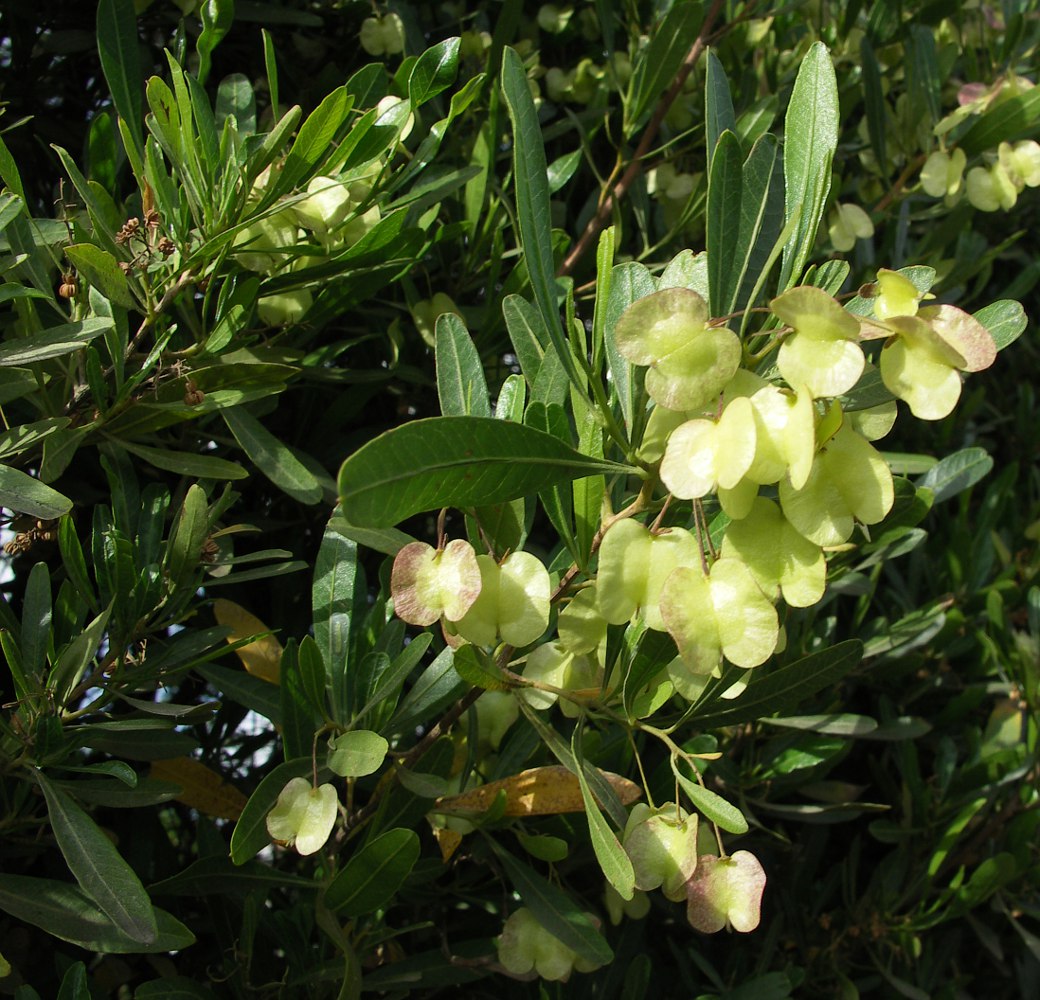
64,269,194,415
557,0,728,277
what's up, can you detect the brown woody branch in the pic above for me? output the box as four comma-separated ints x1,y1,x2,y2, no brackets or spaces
557,0,728,277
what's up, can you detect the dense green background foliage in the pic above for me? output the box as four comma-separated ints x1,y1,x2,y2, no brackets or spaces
0,1,1038,997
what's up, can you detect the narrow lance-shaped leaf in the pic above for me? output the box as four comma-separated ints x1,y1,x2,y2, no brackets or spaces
337,416,634,528
692,640,864,729
408,37,461,107
0,465,73,519
500,47,585,396
572,725,635,900
0,875,194,955
670,757,748,835
64,244,135,310
20,562,52,686
436,313,491,417
0,318,113,367
36,773,158,944
96,0,143,153
704,50,737,174
733,135,784,315
223,407,323,505
625,3,705,133
196,0,233,86
313,514,361,720
706,130,743,316
491,843,614,968
325,829,420,916
230,758,319,865
778,42,838,292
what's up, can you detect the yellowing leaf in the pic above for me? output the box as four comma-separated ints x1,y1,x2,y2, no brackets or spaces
213,598,282,684
150,758,248,820
434,765,641,817
432,824,464,862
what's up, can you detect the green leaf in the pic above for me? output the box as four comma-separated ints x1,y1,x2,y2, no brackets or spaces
671,758,749,835
762,714,878,736
0,132,26,201
733,135,784,314
230,757,316,864
386,646,465,736
500,47,584,396
906,25,941,128
205,275,260,352
337,416,633,528
706,130,743,316
0,464,72,519
915,447,993,504
280,641,315,760
692,640,864,729
57,962,89,1000
327,730,389,777
197,663,281,725
959,86,1040,155
63,244,134,309
0,318,113,366
97,0,143,154
118,439,249,480
325,828,420,916
21,562,52,687
196,0,234,86
974,299,1027,351
297,634,329,716
860,36,887,173
36,772,158,944
165,484,209,588
223,406,323,504
435,313,491,417
502,293,549,386
150,857,317,896
520,703,629,830
0,875,193,954
313,515,362,719
408,37,460,108
272,86,352,197
354,633,432,727
778,41,838,291
49,604,112,705
605,262,655,433
705,50,737,175
215,73,256,133
135,977,219,999
571,725,635,900
625,3,704,132
490,844,613,968
516,831,569,862
451,644,509,691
